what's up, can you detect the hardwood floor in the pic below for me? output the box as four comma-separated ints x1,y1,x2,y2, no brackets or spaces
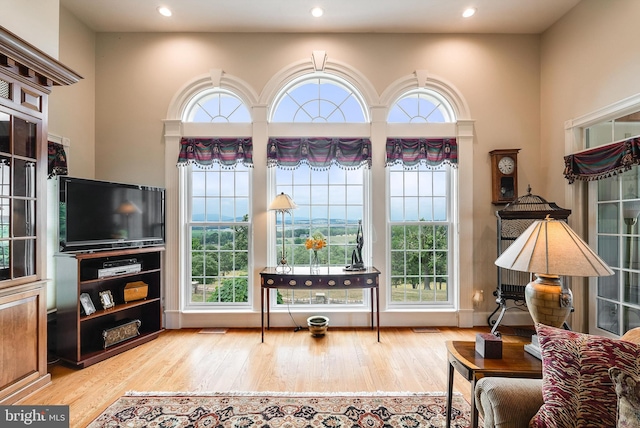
21,326,529,427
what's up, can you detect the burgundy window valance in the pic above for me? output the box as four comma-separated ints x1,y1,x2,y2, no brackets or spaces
564,137,640,183
48,141,68,178
267,137,372,170
385,138,457,168
177,137,253,168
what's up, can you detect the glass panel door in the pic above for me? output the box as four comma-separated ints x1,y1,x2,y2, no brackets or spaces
595,169,640,335
0,108,39,283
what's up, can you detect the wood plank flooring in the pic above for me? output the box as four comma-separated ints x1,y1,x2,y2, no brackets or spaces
20,326,529,428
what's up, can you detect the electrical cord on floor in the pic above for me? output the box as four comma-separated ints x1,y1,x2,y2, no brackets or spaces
287,300,304,332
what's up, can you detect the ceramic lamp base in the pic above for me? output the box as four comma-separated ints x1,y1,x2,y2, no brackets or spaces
524,274,573,328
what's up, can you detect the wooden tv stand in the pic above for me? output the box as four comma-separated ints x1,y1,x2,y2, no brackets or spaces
55,247,164,368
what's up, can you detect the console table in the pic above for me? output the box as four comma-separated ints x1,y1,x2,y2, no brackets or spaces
259,266,380,342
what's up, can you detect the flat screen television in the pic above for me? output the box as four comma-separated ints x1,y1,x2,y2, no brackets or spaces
59,176,165,252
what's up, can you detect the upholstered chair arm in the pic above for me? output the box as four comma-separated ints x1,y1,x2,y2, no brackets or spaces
475,377,544,428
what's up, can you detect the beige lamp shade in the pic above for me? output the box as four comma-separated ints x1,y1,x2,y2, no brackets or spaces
269,192,297,212
269,192,297,272
494,217,613,278
494,216,612,329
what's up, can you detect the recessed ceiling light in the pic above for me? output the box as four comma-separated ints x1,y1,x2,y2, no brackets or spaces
157,6,172,17
462,7,476,18
311,7,324,18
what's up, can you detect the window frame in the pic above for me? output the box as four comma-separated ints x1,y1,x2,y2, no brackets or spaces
185,162,252,309
387,163,456,308
388,89,456,123
270,72,369,123
267,73,373,309
564,92,640,336
268,162,372,308
183,88,251,123
164,64,474,328
179,88,254,311
385,89,458,310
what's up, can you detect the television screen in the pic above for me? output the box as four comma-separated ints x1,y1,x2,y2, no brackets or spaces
59,176,165,252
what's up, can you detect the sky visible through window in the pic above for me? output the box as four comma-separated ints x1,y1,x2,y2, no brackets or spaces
271,77,366,123
191,164,250,222
389,163,448,222
186,90,251,123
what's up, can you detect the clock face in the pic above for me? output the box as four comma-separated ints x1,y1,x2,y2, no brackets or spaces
498,156,515,175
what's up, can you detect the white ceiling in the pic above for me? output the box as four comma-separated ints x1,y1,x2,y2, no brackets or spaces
60,0,582,34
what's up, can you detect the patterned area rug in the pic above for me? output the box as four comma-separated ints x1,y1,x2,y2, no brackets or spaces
87,391,472,427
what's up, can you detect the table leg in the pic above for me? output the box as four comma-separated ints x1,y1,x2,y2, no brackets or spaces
266,288,271,330
261,286,264,343
470,377,479,428
446,360,454,428
375,287,380,342
370,287,374,330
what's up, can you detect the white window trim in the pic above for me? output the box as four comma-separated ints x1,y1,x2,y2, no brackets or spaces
565,92,640,335
163,61,475,329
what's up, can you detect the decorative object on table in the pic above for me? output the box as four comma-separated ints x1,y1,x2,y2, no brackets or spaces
475,333,502,358
87,391,472,428
307,315,329,336
345,219,365,271
99,290,115,310
124,280,148,303
494,215,613,357
269,192,297,273
305,231,326,273
102,319,141,348
79,292,96,316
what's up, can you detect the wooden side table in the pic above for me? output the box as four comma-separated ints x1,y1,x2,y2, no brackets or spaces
445,340,542,428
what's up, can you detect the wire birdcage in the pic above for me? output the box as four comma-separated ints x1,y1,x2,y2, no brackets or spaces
489,187,571,335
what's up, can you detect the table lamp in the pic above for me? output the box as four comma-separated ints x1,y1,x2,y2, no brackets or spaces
495,215,613,333
269,192,297,272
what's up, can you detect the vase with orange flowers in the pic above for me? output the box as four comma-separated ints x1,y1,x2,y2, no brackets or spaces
305,232,326,273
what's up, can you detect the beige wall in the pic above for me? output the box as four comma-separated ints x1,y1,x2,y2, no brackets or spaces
48,6,96,178
0,0,60,58
94,32,542,321
541,0,640,330
0,3,95,175
541,0,640,206
95,33,541,192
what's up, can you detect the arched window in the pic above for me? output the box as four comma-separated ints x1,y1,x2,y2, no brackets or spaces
269,74,371,307
386,90,458,307
271,73,367,123
184,89,251,123
388,89,455,123
179,89,252,307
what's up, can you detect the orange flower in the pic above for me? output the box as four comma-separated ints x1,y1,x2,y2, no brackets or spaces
305,233,326,251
